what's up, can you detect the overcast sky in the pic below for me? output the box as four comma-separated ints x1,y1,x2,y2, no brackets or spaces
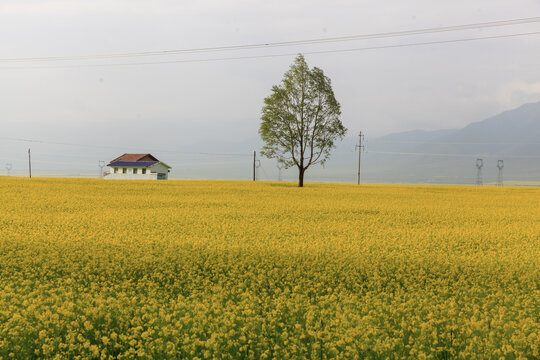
1,0,540,178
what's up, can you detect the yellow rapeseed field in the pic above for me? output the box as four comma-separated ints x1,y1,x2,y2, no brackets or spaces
0,177,538,359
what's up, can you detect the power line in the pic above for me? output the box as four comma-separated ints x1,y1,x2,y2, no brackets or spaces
2,31,540,70
367,150,540,159
2,16,539,63
0,155,252,168
375,140,540,145
4,136,539,161
0,136,252,157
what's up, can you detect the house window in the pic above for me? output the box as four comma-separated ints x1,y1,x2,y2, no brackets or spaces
133,168,138,174
142,168,146,174
123,168,127,174
114,168,118,173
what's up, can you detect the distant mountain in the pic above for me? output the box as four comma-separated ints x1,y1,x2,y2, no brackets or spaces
449,101,540,143
380,129,457,142
359,101,540,184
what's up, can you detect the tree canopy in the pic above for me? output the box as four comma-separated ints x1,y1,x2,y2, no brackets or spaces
259,54,347,187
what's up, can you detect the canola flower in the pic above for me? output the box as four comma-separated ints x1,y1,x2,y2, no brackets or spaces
0,177,538,359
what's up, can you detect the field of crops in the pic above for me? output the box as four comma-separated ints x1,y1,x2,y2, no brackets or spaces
0,177,538,359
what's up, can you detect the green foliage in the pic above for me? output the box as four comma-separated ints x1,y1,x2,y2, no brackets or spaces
259,55,347,186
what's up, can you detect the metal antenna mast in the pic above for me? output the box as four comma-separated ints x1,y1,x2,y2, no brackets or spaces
5,163,12,176
497,160,504,187
355,131,365,184
276,162,284,181
98,160,105,179
475,158,483,186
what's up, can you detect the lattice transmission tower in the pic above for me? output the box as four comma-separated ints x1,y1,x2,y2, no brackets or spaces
475,158,484,186
276,162,284,181
98,160,105,179
497,160,504,187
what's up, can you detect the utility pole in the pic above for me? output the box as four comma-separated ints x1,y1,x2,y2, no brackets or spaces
28,149,32,178
355,131,365,184
5,163,12,176
253,151,256,181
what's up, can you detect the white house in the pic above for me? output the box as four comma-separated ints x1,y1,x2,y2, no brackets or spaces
105,153,171,180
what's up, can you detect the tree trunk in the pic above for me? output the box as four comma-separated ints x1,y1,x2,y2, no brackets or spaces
298,167,305,187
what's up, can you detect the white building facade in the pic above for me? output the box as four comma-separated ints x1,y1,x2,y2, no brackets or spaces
105,154,171,180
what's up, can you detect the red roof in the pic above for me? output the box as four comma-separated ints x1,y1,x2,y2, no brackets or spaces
109,153,159,163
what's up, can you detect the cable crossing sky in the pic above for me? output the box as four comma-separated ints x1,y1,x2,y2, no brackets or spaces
1,16,539,69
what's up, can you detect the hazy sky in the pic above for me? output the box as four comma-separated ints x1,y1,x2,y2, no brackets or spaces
1,0,540,178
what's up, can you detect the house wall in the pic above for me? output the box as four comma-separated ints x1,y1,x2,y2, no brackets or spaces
149,163,170,180
106,167,158,180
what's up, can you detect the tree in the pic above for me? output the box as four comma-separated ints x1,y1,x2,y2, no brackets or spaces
259,54,347,187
